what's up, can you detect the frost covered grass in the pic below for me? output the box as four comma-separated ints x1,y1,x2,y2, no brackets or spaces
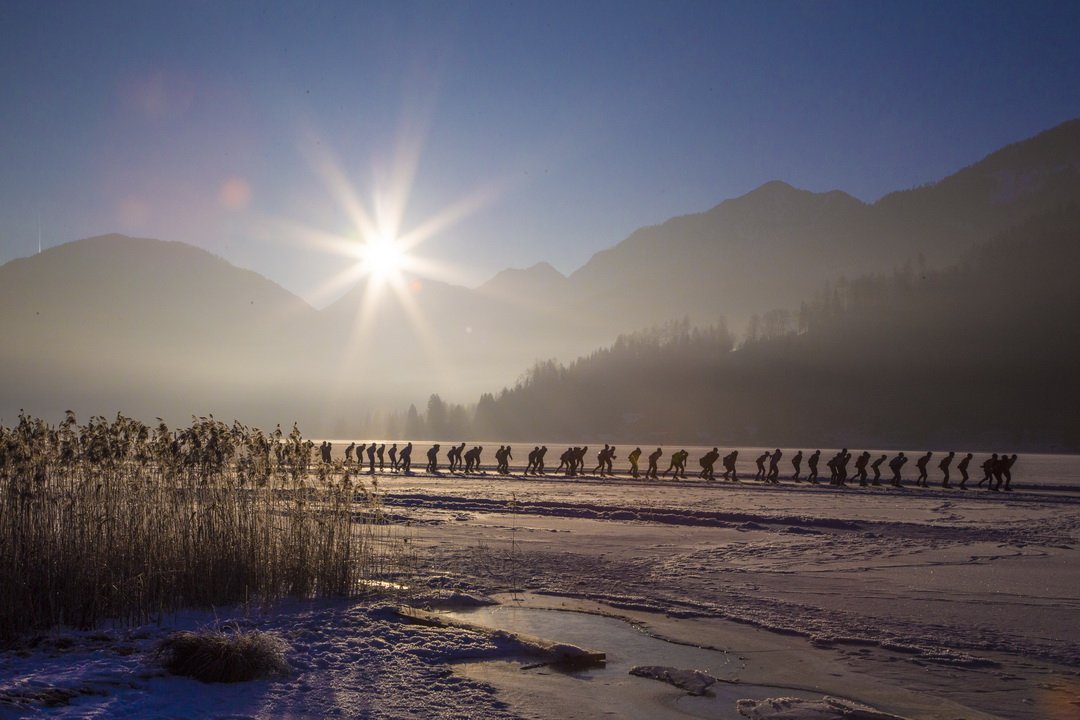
0,412,410,645
154,627,289,682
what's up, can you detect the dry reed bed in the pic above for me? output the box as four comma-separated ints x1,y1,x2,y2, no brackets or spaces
0,412,407,645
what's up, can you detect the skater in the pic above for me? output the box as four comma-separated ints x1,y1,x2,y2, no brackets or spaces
699,447,719,481
367,442,376,474
870,454,887,485
807,450,821,484
977,454,998,489
526,446,540,474
837,449,851,485
1002,454,1017,491
672,449,689,479
722,450,739,481
426,444,440,474
957,453,973,489
662,450,682,478
345,442,356,465
915,451,932,487
755,451,770,481
791,450,803,482
536,446,548,475
853,451,870,486
593,445,611,476
766,449,782,483
991,453,1006,491
628,447,642,478
889,452,908,487
647,448,663,480
573,446,588,476
400,442,413,473
388,443,398,472
557,448,573,475
939,451,955,488
377,443,385,472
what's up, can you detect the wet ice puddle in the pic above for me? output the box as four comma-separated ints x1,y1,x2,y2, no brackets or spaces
444,602,817,719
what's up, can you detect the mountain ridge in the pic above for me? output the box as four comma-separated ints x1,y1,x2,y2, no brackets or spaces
3,118,1079,431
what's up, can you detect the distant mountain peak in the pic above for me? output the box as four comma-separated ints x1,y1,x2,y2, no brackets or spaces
477,261,567,294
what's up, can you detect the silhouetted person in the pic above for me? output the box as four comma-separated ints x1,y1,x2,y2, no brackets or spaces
722,450,738,481
939,451,955,488
662,450,681,478
699,447,719,481
915,451,932,487
345,442,356,464
666,449,688,479
367,442,376,474
557,448,573,475
526,446,540,474
957,453,972,489
628,447,642,478
447,442,463,473
807,450,820,484
389,443,398,472
569,446,587,477
766,449,782,483
791,451,803,482
321,441,332,464
889,452,907,487
377,443,385,472
536,446,548,474
755,451,769,481
466,445,483,473
854,451,870,486
647,448,662,480
357,443,367,469
594,445,611,476
1002,454,1017,491
977,454,998,489
870,454,887,485
991,453,1006,491
400,442,413,473
606,446,616,475
426,444,440,473
838,449,851,485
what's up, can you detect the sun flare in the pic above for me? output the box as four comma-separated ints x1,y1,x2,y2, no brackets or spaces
364,233,406,281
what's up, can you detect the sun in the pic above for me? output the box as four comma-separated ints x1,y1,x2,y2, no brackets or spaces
364,233,405,281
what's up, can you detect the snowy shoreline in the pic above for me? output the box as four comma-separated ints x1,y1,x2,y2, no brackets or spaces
3,471,1078,719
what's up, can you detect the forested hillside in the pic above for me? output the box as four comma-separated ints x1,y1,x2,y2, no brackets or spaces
406,205,1080,450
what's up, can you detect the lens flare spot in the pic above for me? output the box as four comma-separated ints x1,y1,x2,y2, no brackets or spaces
220,177,252,210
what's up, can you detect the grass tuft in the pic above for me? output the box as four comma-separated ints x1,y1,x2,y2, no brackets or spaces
155,627,290,683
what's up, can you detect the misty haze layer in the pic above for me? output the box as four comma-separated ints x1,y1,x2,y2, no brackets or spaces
1,120,1078,446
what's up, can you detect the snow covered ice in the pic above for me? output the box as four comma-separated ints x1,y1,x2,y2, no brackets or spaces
4,466,1080,719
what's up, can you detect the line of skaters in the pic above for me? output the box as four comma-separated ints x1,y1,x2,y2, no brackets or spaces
319,441,1019,491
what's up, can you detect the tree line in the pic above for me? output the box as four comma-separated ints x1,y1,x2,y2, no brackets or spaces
383,205,1080,450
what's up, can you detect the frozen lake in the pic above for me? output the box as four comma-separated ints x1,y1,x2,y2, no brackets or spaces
325,439,1080,490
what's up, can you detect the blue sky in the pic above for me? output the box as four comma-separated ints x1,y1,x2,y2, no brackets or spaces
2,1,1078,303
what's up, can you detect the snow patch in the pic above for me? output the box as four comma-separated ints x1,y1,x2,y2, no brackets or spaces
736,696,909,719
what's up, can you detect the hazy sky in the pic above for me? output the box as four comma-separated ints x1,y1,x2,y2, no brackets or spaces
2,1,1079,305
